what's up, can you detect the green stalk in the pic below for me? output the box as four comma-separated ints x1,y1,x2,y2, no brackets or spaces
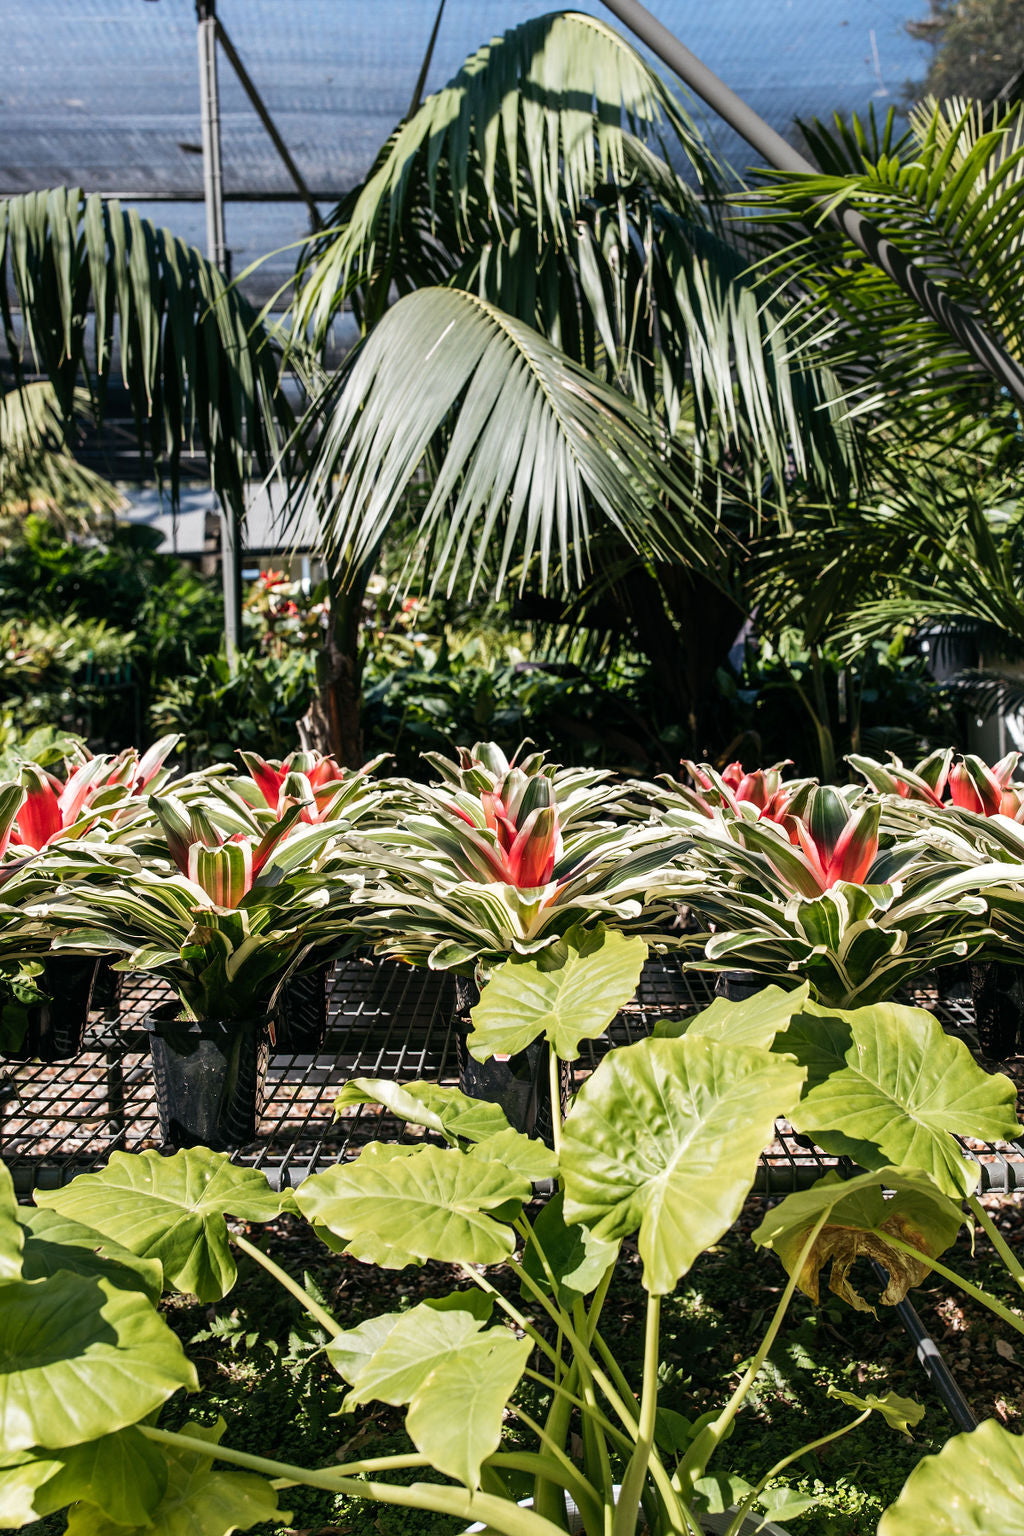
549,1047,563,1156
721,1410,871,1536
677,1212,829,1490
612,1293,660,1536
507,1403,605,1536
968,1193,1024,1293
574,1299,614,1534
584,1264,615,1345
231,1230,339,1335
883,1232,1024,1335
139,1426,568,1536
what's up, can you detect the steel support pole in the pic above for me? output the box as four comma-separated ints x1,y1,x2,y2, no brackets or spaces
196,0,241,664
600,0,1024,407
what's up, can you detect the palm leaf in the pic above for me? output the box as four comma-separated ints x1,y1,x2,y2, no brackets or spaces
0,189,293,516
752,99,1024,421
292,286,718,597
0,382,121,532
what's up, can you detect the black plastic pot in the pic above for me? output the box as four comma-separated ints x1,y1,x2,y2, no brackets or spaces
273,964,331,1054
145,1003,271,1151
4,955,99,1063
91,955,124,1016
453,977,571,1145
713,969,771,1002
969,961,1023,1060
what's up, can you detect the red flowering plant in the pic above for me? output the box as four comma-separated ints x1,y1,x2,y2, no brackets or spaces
848,747,1024,818
28,788,359,1022
673,783,1010,1007
237,747,388,827
345,749,690,973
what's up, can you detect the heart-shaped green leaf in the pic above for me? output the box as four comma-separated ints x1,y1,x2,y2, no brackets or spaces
561,1036,805,1294
465,1128,558,1183
18,1208,163,1302
65,1420,285,1536
0,1159,24,1280
827,1385,925,1434
0,1428,169,1526
653,983,810,1050
405,1328,531,1488
753,1167,965,1312
295,1144,529,1268
467,927,647,1061
781,1004,1022,1196
344,1297,493,1408
334,1078,450,1139
0,1272,198,1452
520,1191,619,1307
34,1150,286,1301
877,1419,1024,1534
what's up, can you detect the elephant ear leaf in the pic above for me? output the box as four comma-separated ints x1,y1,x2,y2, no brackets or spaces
295,1144,530,1268
33,1149,286,1302
878,1419,1024,1535
781,1003,1022,1197
561,1035,805,1294
0,1157,24,1279
827,1386,924,1436
467,926,647,1061
64,1419,286,1536
0,1428,169,1527
753,1167,965,1314
0,1272,197,1453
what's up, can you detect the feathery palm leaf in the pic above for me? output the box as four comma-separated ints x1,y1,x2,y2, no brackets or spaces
294,286,718,597
291,10,717,344
0,189,293,516
754,99,1024,422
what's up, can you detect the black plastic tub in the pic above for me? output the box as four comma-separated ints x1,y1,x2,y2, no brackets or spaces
274,964,330,1055
145,1003,272,1150
4,955,99,1063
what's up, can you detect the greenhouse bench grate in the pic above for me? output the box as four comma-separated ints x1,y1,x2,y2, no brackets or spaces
2,956,1022,1197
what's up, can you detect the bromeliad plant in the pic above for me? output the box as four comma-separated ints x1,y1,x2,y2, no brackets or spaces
29,792,354,1022
668,783,1015,1006
345,781,689,972
2,942,1021,1536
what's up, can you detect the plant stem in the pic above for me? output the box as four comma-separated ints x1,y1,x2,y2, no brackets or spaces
883,1231,1024,1335
584,1263,615,1345
458,1262,562,1368
721,1410,871,1536
549,1047,563,1156
612,1292,660,1536
139,1425,568,1536
678,1212,829,1491
968,1193,1024,1293
230,1230,339,1335
573,1298,614,1533
506,1403,605,1535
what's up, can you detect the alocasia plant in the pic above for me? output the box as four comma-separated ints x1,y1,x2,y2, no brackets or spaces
2,948,1021,1536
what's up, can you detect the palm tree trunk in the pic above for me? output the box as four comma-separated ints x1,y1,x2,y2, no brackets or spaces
298,581,365,765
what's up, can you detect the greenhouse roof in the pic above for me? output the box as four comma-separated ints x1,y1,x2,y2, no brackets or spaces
5,0,932,302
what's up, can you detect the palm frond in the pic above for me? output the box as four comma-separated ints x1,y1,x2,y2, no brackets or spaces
290,10,720,345
292,286,719,598
0,189,293,516
0,382,122,533
752,99,1024,421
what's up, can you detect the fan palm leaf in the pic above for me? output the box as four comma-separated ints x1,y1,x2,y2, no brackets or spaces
0,188,292,516
294,286,719,597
